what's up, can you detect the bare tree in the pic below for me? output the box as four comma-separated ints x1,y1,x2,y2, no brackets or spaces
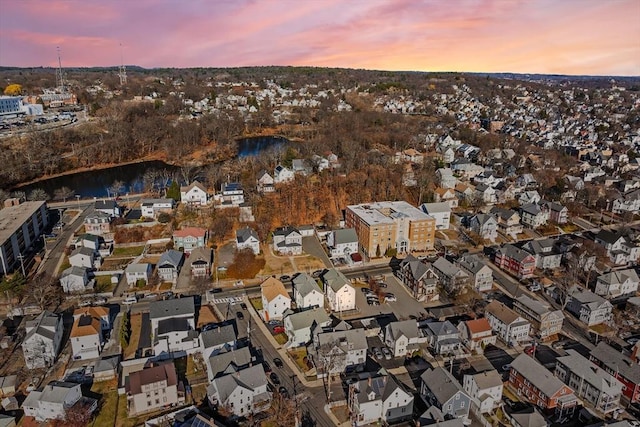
28,274,63,310
27,188,50,201
107,180,125,198
269,390,297,427
54,187,75,202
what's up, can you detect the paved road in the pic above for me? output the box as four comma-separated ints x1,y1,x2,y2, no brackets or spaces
302,236,332,268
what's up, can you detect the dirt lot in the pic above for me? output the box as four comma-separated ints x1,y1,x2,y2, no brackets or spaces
197,305,219,328
259,249,325,276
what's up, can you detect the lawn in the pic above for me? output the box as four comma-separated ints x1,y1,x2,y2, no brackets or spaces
100,258,134,271
58,256,71,273
91,381,119,427
287,348,309,372
274,333,288,345
94,275,115,293
250,297,263,311
112,246,145,257
123,313,142,360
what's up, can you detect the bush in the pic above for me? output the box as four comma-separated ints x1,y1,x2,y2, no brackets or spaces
158,212,171,223
226,249,265,279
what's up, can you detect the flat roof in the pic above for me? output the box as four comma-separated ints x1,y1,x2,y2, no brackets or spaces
347,201,432,226
0,201,46,245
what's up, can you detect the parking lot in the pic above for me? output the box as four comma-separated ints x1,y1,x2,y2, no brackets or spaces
348,274,428,320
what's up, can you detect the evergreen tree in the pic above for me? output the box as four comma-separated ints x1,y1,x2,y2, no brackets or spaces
167,181,181,201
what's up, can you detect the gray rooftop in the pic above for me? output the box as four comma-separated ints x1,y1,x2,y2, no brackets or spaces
321,268,352,292
465,370,503,390
557,349,622,396
61,265,88,278
200,324,237,349
208,364,268,403
125,263,151,274
511,354,569,397
420,367,466,404
70,246,95,258
293,273,323,298
387,319,420,341
208,347,253,378
317,328,368,352
332,228,358,245
590,342,640,383
433,257,468,280
285,308,331,331
354,374,404,404
158,249,184,269
456,254,490,275
149,296,195,320
236,226,259,243
421,202,451,214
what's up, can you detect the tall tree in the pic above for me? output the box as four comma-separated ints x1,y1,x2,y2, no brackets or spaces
166,181,181,201
54,187,75,202
27,188,50,201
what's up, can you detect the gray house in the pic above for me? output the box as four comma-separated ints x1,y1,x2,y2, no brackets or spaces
420,367,471,422
422,321,462,356
157,249,185,283
456,254,493,293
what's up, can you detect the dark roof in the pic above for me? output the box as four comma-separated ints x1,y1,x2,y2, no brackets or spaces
157,317,191,335
127,363,177,395
95,200,118,209
591,342,640,383
236,227,259,243
149,297,195,320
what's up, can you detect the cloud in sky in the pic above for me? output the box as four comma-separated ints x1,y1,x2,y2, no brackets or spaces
0,0,638,75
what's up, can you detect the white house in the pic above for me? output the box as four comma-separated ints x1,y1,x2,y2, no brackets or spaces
157,250,184,283
565,286,613,326
293,273,325,309
469,214,498,242
150,297,196,335
348,374,414,426
22,381,93,422
140,198,175,218
594,230,640,265
207,364,271,417
382,319,422,357
200,324,238,365
313,328,368,377
69,246,98,270
236,227,260,255
326,228,359,257
125,263,152,287
283,308,331,348
126,363,183,416
256,170,275,193
420,202,451,230
463,370,503,414
70,306,110,360
59,266,91,293
320,269,356,313
595,269,640,299
260,277,291,321
22,311,64,369
484,300,531,346
180,181,208,206
456,255,493,293
272,226,303,255
273,164,295,184
217,182,244,207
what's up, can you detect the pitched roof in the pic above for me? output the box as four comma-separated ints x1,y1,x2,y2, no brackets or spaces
466,370,503,389
209,364,267,403
433,257,468,279
285,308,331,331
70,314,101,338
598,269,639,286
149,296,195,320
208,347,252,378
236,227,259,243
293,273,322,298
421,202,451,214
321,269,352,292
457,254,490,275
590,342,640,383
36,381,81,404
173,227,207,238
510,409,547,427
317,328,368,352
70,246,95,258
188,247,212,266
464,318,492,335
510,354,568,397
61,265,88,278
485,300,523,326
354,375,406,404
180,181,207,193
157,317,191,335
158,249,184,269
496,244,534,263
420,367,466,404
557,349,622,396
127,363,178,395
201,324,237,349
387,319,419,341
261,277,290,303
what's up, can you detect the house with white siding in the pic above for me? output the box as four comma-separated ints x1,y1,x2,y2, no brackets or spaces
595,269,640,299
463,370,503,414
180,181,208,206
207,364,271,417
236,227,260,255
320,269,356,313
348,374,414,426
22,311,63,369
484,300,531,346
293,273,324,309
260,277,291,321
420,202,451,230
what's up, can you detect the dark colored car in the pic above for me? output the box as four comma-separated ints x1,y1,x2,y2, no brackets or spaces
240,302,247,310
273,357,283,368
211,287,222,293
236,311,244,320
278,386,289,398
279,275,291,282
270,372,280,385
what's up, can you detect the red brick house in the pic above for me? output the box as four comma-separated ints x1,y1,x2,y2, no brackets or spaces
509,354,577,416
590,342,640,404
494,244,536,279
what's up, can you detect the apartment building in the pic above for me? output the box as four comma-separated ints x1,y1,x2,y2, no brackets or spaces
345,201,435,258
513,295,564,340
590,342,640,404
0,200,48,274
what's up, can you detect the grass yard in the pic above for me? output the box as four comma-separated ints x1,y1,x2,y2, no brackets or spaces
94,275,115,293
274,333,288,345
294,255,327,272
58,256,71,273
123,313,142,360
250,297,263,311
100,258,134,271
112,245,145,257
91,380,119,427
191,383,208,405
159,282,173,291
287,348,309,372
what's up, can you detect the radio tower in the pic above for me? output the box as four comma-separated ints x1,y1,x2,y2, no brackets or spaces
55,46,66,93
118,43,127,86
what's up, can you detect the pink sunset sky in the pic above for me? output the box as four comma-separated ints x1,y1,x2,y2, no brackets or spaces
1,0,639,76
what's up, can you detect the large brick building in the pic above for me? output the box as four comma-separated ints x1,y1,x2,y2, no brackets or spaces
345,201,435,258
0,200,49,274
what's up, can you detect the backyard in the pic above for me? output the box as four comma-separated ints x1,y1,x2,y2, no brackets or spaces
112,245,146,257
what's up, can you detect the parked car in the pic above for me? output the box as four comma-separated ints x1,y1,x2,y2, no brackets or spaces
78,299,92,307
312,269,324,278
123,296,138,305
361,287,372,294
273,326,285,334
210,287,222,293
373,347,383,360
270,372,280,385
384,293,397,302
381,347,392,360
240,302,247,310
93,297,108,305
268,320,282,326
278,386,289,398
143,293,158,301
377,281,388,288
279,275,291,282
273,357,283,368
367,299,379,306
263,360,272,374
236,311,244,320
501,364,511,372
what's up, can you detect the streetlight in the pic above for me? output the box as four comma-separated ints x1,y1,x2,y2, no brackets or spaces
75,194,80,208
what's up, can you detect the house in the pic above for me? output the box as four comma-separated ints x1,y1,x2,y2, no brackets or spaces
154,317,199,356
463,370,503,414
150,297,196,336
484,300,531,346
59,266,92,293
590,342,640,403
313,328,368,377
206,347,252,381
396,254,440,302
157,250,184,283
521,238,562,270
125,263,152,287
236,227,260,255
490,207,523,236
75,233,101,252
509,409,547,427
433,257,470,296
612,189,640,214
260,277,291,321
126,363,183,416
293,273,324,309
555,349,623,414
565,286,613,326
70,306,110,360
94,200,121,217
509,354,577,416
457,318,496,354
348,374,414,425
493,244,536,279
434,187,459,208
207,364,271,417
326,228,359,257
420,367,471,422
420,202,451,230
180,181,208,206
474,183,497,205
22,381,96,422
469,214,498,242
381,319,422,357
520,203,549,228
200,324,238,363
217,182,244,207
595,269,640,299
456,255,493,293
283,307,332,348
0,375,17,397
140,198,175,218
69,246,98,269
542,201,568,224
513,295,564,340
298,224,315,237
173,227,208,254
272,226,303,255
320,269,356,312
84,211,112,235
422,320,462,356
188,247,212,278
273,164,295,183
292,159,312,175
436,168,457,188
22,311,63,369
594,229,640,265
454,183,475,203
518,190,542,206
256,170,275,193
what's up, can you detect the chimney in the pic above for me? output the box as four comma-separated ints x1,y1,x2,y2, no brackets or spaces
368,377,372,387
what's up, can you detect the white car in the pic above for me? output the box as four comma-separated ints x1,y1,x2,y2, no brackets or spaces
123,296,138,305
384,293,397,302
381,347,393,360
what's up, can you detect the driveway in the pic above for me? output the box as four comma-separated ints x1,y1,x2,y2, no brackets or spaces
302,235,332,268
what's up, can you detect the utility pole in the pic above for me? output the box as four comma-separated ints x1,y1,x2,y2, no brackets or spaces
55,46,66,93
17,253,26,277
75,194,80,208
118,43,127,86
